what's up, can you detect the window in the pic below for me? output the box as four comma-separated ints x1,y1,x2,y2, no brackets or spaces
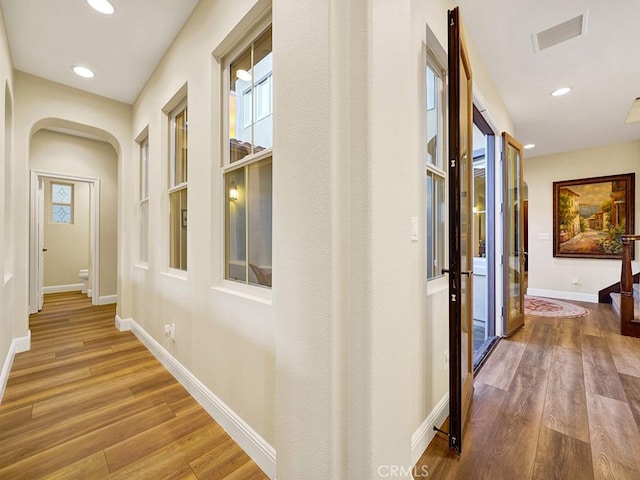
51,182,73,224
426,55,446,280
169,101,188,270
228,26,273,164
224,24,272,288
139,134,149,263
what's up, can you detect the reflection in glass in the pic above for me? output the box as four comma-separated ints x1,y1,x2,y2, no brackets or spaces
426,172,445,279
229,27,273,163
169,187,187,270
426,64,440,167
226,168,246,282
506,144,522,317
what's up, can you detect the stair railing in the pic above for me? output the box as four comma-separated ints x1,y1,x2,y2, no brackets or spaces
620,235,640,336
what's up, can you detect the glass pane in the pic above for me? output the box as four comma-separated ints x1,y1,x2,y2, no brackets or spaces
52,183,72,204
140,200,149,263
229,26,273,163
169,188,187,270
426,171,445,280
426,64,440,167
472,126,488,356
230,46,252,163
140,139,149,200
247,157,272,287
51,204,72,223
225,168,246,282
506,144,522,318
174,108,188,185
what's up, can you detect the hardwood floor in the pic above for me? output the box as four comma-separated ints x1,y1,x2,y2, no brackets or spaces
416,302,640,480
0,292,268,479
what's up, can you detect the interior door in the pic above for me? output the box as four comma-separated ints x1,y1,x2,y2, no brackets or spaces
37,177,45,311
502,133,525,335
447,6,474,454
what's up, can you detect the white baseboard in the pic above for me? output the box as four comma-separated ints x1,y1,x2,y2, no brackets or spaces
87,288,92,298
43,283,83,294
527,288,598,304
98,295,117,305
411,393,449,465
0,330,31,404
114,316,275,478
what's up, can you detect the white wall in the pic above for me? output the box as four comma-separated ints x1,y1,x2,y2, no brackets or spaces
31,131,118,295
128,0,275,466
526,140,640,301
43,179,90,288
12,71,131,332
0,3,17,400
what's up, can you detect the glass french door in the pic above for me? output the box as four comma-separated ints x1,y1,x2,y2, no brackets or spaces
502,133,525,335
447,6,474,454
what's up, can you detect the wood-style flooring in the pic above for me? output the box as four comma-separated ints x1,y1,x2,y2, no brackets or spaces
0,292,268,479
416,302,640,480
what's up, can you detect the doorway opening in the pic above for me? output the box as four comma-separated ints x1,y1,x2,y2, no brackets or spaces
471,106,497,371
29,171,100,313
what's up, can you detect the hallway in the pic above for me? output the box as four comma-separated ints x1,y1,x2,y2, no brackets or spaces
0,293,267,479
417,302,640,479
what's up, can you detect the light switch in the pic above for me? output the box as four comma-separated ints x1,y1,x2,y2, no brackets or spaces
411,216,419,241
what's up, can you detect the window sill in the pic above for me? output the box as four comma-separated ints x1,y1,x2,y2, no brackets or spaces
212,281,272,305
134,263,149,271
426,276,448,296
161,269,188,281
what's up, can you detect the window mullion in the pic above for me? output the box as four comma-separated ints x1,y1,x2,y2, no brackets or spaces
244,164,250,284
250,40,255,157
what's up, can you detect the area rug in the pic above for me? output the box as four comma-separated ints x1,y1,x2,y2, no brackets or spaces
524,295,589,318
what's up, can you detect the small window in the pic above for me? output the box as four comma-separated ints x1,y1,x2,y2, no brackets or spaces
426,53,446,280
51,182,73,224
139,135,149,263
169,101,188,271
224,23,272,288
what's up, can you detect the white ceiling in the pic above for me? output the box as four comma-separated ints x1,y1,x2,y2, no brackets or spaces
1,0,638,157
458,0,640,157
0,0,199,104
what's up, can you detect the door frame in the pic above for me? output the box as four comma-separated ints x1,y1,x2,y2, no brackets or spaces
29,170,101,313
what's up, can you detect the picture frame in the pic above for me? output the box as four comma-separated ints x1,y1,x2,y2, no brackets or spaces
181,209,187,229
553,173,635,259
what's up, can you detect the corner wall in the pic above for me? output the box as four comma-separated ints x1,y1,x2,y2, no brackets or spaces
525,140,640,301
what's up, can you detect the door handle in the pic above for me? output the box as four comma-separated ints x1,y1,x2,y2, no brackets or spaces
42,248,48,252
441,269,473,276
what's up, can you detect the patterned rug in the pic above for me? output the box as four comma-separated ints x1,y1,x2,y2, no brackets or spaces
524,295,589,318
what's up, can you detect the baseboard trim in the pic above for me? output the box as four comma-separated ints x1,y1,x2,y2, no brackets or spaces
0,330,31,404
43,283,83,294
527,288,598,304
98,295,117,305
411,393,449,465
114,316,275,478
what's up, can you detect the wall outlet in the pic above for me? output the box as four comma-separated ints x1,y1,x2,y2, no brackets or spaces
444,350,449,371
572,277,579,285
164,323,176,341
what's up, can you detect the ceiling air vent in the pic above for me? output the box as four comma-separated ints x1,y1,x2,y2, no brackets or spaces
533,13,588,52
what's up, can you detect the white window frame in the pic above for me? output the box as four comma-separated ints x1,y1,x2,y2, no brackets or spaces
426,48,448,284
137,129,149,265
220,18,273,294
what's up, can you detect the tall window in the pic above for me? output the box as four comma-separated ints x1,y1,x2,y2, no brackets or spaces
169,101,188,270
224,24,272,288
51,182,73,224
426,55,446,280
139,134,149,263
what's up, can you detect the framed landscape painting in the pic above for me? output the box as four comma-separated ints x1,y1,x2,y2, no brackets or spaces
553,173,635,259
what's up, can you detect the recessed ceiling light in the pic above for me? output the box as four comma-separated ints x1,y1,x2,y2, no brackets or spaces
236,69,251,82
524,144,536,149
87,0,115,15
551,87,571,97
73,66,95,78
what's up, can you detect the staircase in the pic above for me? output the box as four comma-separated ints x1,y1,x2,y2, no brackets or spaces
612,235,640,337
610,284,640,321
